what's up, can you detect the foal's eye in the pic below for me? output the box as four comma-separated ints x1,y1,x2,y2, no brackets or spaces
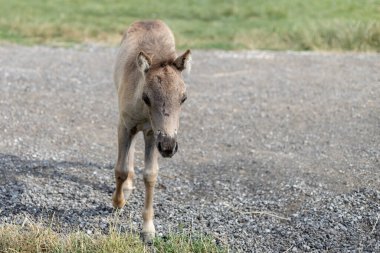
180,94,187,104
142,93,151,106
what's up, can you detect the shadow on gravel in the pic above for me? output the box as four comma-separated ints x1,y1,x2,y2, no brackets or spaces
0,153,115,228
0,153,113,189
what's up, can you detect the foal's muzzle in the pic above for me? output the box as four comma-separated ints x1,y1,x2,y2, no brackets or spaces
157,135,178,158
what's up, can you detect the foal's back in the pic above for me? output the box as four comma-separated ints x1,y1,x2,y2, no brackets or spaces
114,20,177,90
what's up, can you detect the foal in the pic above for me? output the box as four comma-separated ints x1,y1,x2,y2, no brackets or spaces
112,20,191,242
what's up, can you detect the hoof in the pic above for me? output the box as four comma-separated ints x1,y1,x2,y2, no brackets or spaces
141,232,155,244
112,192,126,209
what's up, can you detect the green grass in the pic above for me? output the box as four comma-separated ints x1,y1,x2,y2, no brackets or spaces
0,0,379,50
0,223,227,253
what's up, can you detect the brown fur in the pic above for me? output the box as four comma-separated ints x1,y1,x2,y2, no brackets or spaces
112,20,191,242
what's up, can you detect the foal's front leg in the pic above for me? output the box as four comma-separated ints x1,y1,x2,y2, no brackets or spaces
142,129,159,242
112,122,136,208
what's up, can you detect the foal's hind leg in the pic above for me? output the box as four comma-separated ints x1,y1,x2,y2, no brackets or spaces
141,129,159,242
112,122,136,208
122,135,136,200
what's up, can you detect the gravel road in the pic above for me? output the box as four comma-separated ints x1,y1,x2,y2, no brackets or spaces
0,45,379,252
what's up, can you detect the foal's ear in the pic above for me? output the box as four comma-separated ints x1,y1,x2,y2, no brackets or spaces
137,51,152,73
174,49,191,73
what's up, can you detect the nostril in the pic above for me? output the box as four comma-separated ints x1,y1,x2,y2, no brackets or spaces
157,142,163,152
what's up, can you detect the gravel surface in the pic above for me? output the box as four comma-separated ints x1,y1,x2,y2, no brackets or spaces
0,45,379,252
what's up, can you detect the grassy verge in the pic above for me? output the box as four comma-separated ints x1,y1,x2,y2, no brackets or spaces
0,0,379,51
0,223,227,253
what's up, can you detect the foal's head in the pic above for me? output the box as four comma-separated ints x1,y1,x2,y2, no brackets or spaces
137,50,191,158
